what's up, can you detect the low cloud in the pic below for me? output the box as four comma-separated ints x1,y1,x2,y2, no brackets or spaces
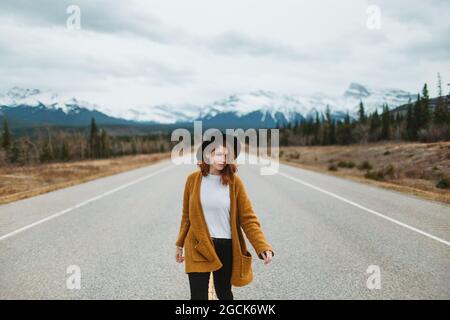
0,0,448,109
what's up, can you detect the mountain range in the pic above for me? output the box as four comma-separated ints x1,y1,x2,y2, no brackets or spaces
0,83,416,130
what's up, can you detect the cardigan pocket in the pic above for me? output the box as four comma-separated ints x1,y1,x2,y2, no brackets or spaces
192,239,212,262
240,251,252,278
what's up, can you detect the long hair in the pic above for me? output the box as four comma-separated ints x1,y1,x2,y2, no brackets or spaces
198,139,237,185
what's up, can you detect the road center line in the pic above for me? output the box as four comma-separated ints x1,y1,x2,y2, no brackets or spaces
275,169,450,247
0,164,174,242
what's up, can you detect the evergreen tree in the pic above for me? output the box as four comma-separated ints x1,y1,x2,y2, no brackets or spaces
321,124,328,145
313,111,320,145
329,119,336,145
342,111,352,144
358,101,366,124
434,73,449,125
421,83,430,127
406,98,417,140
89,117,99,158
321,105,332,145
381,104,391,140
100,129,110,157
389,104,395,123
324,105,336,144
413,94,423,131
394,112,402,124
2,117,11,149
369,109,381,140
433,97,448,124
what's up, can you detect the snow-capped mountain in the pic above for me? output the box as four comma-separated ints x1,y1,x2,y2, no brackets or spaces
119,104,201,124
341,82,414,114
199,90,310,122
0,87,141,127
0,83,416,129
189,83,414,127
0,86,101,114
116,83,415,127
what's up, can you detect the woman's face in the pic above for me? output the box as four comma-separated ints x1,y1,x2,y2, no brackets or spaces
209,145,229,172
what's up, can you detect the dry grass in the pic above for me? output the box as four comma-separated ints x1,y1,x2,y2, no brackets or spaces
0,153,170,205
280,141,450,204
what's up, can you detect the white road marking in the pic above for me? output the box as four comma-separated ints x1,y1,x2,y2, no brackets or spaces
0,165,174,242
275,169,450,247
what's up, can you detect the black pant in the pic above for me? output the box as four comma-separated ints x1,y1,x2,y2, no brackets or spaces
188,237,233,300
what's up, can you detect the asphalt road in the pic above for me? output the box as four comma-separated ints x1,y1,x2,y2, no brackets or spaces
0,156,449,299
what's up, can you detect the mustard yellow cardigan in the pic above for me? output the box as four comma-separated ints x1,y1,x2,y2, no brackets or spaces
175,170,274,287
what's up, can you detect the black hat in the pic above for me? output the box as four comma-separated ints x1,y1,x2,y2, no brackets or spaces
196,132,241,163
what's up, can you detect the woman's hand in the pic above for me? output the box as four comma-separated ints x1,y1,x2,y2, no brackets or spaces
175,246,185,263
261,250,273,265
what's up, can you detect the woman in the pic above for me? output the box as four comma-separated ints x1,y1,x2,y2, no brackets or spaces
175,133,275,300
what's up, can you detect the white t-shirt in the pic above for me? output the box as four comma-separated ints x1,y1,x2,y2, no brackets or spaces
200,174,231,239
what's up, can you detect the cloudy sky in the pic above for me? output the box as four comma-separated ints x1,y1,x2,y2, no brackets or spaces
0,0,449,111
